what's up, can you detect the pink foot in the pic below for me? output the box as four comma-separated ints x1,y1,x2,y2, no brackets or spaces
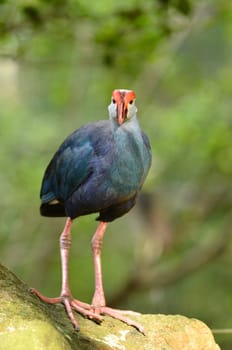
30,288,103,330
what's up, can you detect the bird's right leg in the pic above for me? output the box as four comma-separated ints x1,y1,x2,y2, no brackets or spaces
90,221,145,334
30,217,102,330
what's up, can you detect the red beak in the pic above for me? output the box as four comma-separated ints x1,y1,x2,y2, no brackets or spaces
117,103,126,125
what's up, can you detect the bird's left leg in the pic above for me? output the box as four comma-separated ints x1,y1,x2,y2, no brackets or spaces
91,221,145,334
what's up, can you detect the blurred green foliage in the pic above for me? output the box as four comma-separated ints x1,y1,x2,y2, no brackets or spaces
0,0,232,348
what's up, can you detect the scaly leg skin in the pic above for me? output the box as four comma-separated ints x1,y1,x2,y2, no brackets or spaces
30,217,102,330
90,222,145,335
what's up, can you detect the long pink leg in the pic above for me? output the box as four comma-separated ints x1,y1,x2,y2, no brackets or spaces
31,217,102,329
91,222,145,334
91,221,108,309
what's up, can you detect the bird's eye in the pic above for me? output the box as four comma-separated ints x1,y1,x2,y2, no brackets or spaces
112,99,116,104
129,100,133,104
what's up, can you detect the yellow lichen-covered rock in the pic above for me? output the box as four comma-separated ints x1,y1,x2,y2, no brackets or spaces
0,263,220,350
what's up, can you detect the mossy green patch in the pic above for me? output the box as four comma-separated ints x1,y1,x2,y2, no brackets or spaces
0,263,220,350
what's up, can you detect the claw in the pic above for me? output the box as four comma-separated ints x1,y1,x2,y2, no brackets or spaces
100,306,145,334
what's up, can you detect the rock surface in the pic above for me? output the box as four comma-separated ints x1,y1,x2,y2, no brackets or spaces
0,263,220,350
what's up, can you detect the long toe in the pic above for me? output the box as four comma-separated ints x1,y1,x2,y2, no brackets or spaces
62,296,81,330
30,288,62,304
71,299,103,322
100,306,145,334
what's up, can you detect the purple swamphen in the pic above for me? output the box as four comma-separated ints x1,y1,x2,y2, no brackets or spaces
31,89,152,333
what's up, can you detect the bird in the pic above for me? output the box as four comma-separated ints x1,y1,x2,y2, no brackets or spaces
31,89,152,334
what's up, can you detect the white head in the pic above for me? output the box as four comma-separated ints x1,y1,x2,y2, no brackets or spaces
108,89,138,125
